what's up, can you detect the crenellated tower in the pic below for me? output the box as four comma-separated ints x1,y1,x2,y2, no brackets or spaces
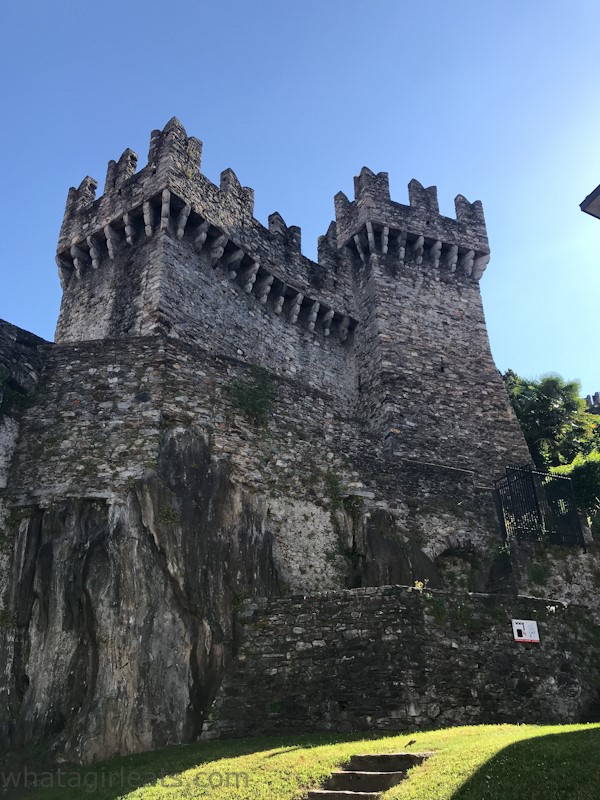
55,117,359,400
54,119,529,479
332,167,529,478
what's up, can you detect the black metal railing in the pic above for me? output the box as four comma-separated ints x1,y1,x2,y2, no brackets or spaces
495,464,585,549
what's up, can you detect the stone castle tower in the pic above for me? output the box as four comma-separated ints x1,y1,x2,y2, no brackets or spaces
0,119,535,762
55,117,527,478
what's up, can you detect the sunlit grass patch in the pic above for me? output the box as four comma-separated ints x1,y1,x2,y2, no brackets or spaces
13,723,600,800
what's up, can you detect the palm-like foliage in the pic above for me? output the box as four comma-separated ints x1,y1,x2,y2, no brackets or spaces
504,371,598,469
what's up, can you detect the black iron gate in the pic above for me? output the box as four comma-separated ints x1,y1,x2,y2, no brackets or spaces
495,464,585,549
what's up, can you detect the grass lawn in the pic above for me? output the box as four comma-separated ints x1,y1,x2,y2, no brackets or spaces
7,723,600,800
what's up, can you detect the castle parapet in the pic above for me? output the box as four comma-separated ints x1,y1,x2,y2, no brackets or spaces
334,168,490,281
55,119,357,344
58,118,218,254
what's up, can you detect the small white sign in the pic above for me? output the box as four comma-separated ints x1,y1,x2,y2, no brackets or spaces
511,619,540,643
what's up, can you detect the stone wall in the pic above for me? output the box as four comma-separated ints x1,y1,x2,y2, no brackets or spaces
159,235,357,401
5,334,507,595
0,321,48,397
0,319,48,583
354,253,531,479
8,338,164,503
0,322,47,496
55,235,163,342
202,585,600,739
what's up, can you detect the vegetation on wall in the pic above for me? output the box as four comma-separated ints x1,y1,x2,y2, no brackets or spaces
225,365,275,426
324,471,343,510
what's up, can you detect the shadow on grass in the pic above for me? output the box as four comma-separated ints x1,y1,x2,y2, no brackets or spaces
2,731,384,800
452,727,600,800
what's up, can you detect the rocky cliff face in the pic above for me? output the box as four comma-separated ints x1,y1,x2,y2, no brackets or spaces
3,428,278,763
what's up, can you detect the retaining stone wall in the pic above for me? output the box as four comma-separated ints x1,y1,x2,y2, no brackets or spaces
202,585,600,739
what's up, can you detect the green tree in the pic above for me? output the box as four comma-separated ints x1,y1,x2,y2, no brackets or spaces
503,370,598,469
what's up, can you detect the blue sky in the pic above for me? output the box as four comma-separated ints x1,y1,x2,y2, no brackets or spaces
1,0,598,394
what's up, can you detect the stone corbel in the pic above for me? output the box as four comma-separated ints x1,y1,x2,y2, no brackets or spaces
322,309,335,336
307,301,320,332
103,224,118,260
459,249,475,277
123,213,136,246
209,233,228,266
193,220,210,252
143,201,155,238
86,235,101,269
366,221,376,254
242,261,260,293
381,226,389,255
56,255,72,289
273,289,286,315
354,233,367,264
70,242,89,277
472,253,490,280
445,244,458,273
176,204,191,239
430,240,442,269
257,275,274,304
289,292,304,323
396,231,407,267
413,235,424,265
226,248,245,279
160,189,171,232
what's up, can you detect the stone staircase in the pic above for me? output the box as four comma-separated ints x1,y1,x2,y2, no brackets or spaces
307,752,431,799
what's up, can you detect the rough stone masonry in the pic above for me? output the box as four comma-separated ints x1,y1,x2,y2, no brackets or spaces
0,118,594,764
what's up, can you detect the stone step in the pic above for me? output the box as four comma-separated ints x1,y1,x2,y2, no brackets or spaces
307,791,381,800
346,752,431,773
326,770,407,792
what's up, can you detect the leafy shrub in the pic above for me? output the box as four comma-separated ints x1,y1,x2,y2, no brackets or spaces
552,451,600,516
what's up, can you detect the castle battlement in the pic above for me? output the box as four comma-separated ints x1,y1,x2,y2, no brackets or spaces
57,183,356,342
334,167,490,280
56,118,357,345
